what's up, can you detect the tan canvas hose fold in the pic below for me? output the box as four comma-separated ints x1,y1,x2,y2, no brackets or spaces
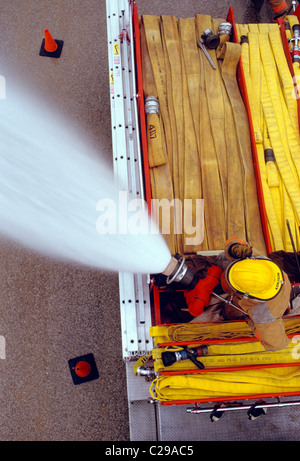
196,15,228,220
213,18,246,240
141,15,280,255
140,17,176,254
191,15,227,250
178,17,206,253
219,41,266,255
160,15,186,254
142,16,173,168
140,21,166,168
160,16,184,203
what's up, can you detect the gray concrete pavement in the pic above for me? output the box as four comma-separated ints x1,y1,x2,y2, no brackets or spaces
0,0,128,441
0,0,295,442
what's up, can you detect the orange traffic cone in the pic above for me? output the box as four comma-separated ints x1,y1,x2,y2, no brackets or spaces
44,29,58,53
39,29,63,58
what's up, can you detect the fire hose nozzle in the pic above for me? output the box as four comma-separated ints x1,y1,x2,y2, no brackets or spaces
161,346,207,370
162,256,197,288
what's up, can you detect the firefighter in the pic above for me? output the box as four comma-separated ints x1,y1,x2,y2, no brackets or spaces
215,238,291,351
268,0,292,19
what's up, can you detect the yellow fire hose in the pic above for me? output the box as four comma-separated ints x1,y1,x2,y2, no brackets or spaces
152,341,299,372
149,318,300,401
237,21,300,252
150,317,300,344
150,365,300,401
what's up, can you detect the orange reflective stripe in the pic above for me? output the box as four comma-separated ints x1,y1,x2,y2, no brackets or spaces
272,1,287,13
255,330,262,341
225,237,247,246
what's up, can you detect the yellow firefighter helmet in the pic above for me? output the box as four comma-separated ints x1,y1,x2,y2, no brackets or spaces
225,258,284,300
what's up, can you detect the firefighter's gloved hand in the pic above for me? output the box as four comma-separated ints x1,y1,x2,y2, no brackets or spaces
228,242,252,259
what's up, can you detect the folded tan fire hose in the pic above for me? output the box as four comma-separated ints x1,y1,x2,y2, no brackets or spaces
140,24,165,169
218,40,266,255
195,15,228,226
140,17,176,254
141,15,267,255
178,17,205,253
236,21,300,252
194,15,227,250
214,19,246,240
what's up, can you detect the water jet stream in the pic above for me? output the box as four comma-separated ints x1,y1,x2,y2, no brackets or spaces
0,83,171,275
